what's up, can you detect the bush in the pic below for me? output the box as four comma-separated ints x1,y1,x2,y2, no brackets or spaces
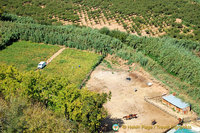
1,13,37,24
0,31,19,50
0,97,82,133
0,64,109,132
99,27,110,35
145,30,150,34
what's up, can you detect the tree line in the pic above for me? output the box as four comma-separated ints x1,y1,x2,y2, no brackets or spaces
0,21,123,55
99,27,200,87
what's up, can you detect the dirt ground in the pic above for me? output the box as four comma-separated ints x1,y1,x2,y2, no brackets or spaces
86,62,178,133
61,10,167,37
46,47,65,64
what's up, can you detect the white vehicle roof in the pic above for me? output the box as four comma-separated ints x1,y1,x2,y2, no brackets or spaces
39,61,46,65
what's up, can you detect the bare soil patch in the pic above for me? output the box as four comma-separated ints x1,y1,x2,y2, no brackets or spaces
54,8,170,37
77,10,127,32
40,5,45,8
86,62,178,132
46,47,65,64
175,18,182,23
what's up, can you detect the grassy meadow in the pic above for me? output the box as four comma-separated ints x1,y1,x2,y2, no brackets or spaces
0,41,60,71
43,48,102,86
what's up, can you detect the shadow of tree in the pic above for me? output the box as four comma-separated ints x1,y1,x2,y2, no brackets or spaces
100,115,124,132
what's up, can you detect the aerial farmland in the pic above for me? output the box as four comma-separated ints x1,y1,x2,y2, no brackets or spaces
0,0,200,132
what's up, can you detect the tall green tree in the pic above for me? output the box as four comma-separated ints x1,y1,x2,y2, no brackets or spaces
0,8,3,19
0,64,109,132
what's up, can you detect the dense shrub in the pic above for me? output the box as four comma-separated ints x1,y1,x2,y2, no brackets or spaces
125,35,200,87
1,13,37,24
0,97,83,133
0,8,3,18
0,64,109,132
0,31,19,50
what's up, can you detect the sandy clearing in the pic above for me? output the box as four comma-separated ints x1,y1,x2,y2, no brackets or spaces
86,64,178,132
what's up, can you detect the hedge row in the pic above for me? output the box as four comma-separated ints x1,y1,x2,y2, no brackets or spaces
99,27,200,52
1,13,37,24
0,31,19,50
0,21,123,55
125,35,200,87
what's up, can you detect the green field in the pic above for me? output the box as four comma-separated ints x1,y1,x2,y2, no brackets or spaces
43,48,102,86
0,40,102,87
0,41,60,71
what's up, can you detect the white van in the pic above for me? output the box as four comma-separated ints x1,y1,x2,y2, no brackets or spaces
37,61,46,69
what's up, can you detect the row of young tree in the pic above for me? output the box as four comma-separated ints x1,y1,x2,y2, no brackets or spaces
0,64,110,132
74,0,200,42
1,0,80,25
99,27,200,52
1,0,200,41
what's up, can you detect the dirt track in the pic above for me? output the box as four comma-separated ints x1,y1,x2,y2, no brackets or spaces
86,64,178,133
46,47,65,64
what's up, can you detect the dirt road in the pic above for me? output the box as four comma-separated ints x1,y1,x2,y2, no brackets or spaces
46,47,65,64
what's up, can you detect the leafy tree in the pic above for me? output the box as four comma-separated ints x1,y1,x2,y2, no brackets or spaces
0,64,109,132
0,97,84,133
0,8,3,19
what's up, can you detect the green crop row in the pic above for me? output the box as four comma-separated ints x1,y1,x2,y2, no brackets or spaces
1,0,200,41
